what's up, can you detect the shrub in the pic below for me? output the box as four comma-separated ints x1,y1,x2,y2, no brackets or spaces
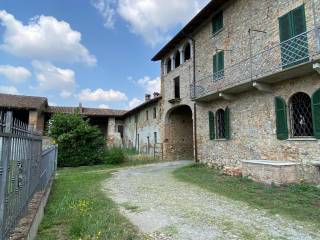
49,113,105,167
104,148,126,165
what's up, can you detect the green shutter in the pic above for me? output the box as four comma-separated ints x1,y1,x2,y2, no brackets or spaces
224,107,230,140
312,88,320,139
213,54,218,73
212,11,223,34
209,111,215,140
219,51,224,71
291,4,306,36
279,12,292,42
213,51,224,73
275,97,289,140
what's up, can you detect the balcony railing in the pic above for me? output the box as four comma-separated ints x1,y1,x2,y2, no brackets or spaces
191,28,320,100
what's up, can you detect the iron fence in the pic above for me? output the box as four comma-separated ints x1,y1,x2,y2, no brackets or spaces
191,28,320,100
0,111,57,240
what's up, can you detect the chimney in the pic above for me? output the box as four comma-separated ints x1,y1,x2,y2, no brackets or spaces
153,92,160,98
145,94,151,101
78,102,83,113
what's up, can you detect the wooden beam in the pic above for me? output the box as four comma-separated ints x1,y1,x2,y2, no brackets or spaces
252,82,272,93
219,93,234,101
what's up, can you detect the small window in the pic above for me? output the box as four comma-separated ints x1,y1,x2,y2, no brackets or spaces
166,58,172,73
134,115,138,123
216,109,226,139
184,43,191,61
213,51,224,81
212,11,223,34
289,92,313,137
174,77,180,99
146,110,149,120
153,107,157,119
175,51,181,68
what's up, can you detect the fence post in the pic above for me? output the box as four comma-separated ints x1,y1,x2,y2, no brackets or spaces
0,111,13,239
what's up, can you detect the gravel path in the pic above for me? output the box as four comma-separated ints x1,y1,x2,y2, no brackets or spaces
102,161,320,240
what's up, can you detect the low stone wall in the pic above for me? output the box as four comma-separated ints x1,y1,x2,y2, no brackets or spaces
242,160,299,186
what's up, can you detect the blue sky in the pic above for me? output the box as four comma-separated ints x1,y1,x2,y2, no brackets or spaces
0,0,209,109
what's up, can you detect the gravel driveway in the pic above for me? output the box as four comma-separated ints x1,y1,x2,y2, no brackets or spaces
102,161,320,240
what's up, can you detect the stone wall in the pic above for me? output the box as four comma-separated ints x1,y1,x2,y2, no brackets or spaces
196,74,320,182
193,0,320,96
122,101,162,155
107,117,122,147
161,56,195,160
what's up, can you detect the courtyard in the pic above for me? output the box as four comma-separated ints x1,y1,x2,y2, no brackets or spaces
37,161,320,240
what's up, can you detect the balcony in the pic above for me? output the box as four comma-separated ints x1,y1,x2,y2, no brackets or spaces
191,28,320,101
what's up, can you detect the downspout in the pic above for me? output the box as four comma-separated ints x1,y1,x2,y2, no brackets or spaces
312,0,320,52
186,35,199,163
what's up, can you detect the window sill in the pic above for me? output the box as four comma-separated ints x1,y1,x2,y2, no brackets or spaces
212,28,224,38
286,138,318,142
211,138,228,141
168,98,181,104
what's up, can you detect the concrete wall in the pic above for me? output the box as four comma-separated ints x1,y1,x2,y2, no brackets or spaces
123,101,162,155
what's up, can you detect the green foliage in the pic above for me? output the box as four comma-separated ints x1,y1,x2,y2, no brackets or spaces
49,113,105,167
37,165,140,240
174,164,320,227
104,148,126,165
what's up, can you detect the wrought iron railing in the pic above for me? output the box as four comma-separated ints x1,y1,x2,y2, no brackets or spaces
0,111,57,240
191,28,320,100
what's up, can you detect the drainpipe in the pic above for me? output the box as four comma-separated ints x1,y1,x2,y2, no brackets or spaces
186,34,198,163
312,0,320,52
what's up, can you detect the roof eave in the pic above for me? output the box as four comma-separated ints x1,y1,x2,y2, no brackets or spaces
151,0,228,61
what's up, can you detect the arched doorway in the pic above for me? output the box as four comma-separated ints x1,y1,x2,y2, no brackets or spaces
164,105,194,160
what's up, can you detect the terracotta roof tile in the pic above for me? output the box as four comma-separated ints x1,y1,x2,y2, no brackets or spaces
47,106,127,117
0,93,48,110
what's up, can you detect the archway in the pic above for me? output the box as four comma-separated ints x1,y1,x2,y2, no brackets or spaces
164,105,194,160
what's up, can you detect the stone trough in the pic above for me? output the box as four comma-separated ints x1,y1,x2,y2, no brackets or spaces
241,160,299,186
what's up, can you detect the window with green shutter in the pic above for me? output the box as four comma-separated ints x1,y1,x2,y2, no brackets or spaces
279,4,309,68
275,97,289,140
213,51,224,81
312,88,320,139
212,11,223,34
209,111,215,140
224,107,230,140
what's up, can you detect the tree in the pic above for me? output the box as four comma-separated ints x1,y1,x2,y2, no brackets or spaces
49,113,105,167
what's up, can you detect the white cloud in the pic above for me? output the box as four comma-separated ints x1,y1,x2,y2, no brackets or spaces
91,0,117,28
128,97,143,108
60,90,73,98
117,0,210,45
136,76,160,94
0,85,19,94
0,65,31,83
98,104,110,109
0,10,97,65
32,61,76,95
78,88,128,102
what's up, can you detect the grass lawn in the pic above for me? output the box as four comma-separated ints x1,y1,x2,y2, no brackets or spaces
36,160,157,240
173,164,320,227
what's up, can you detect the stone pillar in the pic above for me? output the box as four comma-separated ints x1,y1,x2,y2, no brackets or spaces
179,47,184,64
28,110,44,133
170,54,175,70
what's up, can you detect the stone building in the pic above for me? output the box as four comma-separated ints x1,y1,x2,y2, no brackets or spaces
152,0,320,184
120,93,162,156
0,93,127,143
